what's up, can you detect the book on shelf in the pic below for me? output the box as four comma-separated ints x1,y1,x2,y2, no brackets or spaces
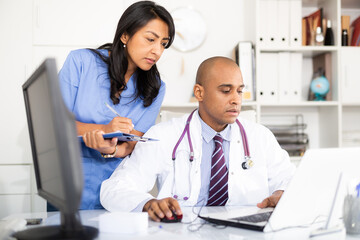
302,18,307,46
342,15,351,46
350,16,360,46
302,8,323,46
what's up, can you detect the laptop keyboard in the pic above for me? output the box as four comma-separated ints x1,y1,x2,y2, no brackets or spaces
231,211,273,223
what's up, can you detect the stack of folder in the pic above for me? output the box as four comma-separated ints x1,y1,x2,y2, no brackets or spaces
258,52,303,103
262,114,309,157
258,0,302,47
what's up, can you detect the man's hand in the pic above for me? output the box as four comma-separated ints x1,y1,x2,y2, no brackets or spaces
143,198,182,222
257,190,284,208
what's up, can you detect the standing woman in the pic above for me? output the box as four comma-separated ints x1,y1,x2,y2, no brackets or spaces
58,1,175,210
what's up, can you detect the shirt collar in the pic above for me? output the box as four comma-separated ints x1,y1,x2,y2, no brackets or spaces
198,112,232,143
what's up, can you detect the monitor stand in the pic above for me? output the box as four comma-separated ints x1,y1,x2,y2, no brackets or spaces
12,211,98,240
309,173,346,239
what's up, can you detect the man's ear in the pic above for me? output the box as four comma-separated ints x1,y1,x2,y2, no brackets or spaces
120,32,129,45
193,84,204,102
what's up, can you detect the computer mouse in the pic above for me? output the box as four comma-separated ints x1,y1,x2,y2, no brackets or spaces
160,209,183,223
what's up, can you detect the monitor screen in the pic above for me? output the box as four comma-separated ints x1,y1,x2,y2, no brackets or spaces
14,58,98,239
26,70,66,202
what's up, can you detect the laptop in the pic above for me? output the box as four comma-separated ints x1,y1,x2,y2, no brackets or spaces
199,147,360,232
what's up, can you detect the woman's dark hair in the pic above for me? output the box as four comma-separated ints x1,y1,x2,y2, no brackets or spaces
90,1,175,107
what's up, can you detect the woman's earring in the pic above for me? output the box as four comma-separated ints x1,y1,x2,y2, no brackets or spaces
123,44,126,48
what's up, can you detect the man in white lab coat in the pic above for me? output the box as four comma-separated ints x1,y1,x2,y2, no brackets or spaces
100,57,295,222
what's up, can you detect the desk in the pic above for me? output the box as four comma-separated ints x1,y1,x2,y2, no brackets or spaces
3,207,360,240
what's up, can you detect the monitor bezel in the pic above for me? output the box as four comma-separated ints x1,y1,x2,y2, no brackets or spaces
22,58,83,213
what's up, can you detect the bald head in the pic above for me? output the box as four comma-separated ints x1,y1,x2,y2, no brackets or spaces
193,56,244,132
195,57,240,86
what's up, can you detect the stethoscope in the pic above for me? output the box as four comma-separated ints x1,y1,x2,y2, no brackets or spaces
171,109,254,201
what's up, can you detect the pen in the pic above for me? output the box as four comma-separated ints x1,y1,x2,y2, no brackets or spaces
105,102,121,117
104,102,134,128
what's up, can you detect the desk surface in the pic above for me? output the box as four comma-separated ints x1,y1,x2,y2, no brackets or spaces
4,207,360,240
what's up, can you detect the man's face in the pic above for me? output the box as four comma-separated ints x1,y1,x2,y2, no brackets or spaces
197,62,244,132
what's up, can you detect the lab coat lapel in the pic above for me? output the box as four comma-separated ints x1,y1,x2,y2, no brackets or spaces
158,111,202,206
227,119,245,205
227,118,270,205
165,111,202,206
185,110,203,205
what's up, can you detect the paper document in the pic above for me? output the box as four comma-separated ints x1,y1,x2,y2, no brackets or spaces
78,131,158,142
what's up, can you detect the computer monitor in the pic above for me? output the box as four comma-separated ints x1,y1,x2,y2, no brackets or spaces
13,59,98,239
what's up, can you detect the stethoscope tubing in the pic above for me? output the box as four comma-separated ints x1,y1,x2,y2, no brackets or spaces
238,119,250,157
172,109,251,162
172,110,196,161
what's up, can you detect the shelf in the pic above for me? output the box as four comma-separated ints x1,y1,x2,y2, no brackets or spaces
340,46,360,49
259,101,339,107
341,0,360,9
161,101,257,108
161,102,198,108
241,101,258,107
161,101,340,109
302,0,328,8
259,46,338,57
342,103,360,107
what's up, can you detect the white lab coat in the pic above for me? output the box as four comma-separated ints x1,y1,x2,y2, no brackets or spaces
100,110,295,212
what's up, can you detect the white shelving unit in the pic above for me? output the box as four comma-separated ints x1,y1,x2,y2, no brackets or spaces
161,0,360,155
257,0,338,150
258,0,359,149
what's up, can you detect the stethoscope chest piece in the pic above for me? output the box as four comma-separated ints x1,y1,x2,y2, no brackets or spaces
242,157,254,170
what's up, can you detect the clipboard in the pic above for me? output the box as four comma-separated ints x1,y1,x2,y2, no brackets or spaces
78,131,158,142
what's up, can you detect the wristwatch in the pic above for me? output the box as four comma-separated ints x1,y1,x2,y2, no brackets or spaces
100,146,117,158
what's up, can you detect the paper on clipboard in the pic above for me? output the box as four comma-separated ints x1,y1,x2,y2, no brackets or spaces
78,131,158,142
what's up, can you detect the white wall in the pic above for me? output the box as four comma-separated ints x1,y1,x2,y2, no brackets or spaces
0,0,255,163
0,0,255,165
0,0,33,165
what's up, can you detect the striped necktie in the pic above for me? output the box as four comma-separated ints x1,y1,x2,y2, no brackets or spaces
207,134,229,206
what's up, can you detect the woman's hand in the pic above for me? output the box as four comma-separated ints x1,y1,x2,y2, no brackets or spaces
103,116,134,133
78,119,144,158
83,130,118,154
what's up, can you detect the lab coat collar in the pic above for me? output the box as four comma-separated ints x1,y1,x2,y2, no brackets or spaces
185,110,237,152
198,112,232,143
